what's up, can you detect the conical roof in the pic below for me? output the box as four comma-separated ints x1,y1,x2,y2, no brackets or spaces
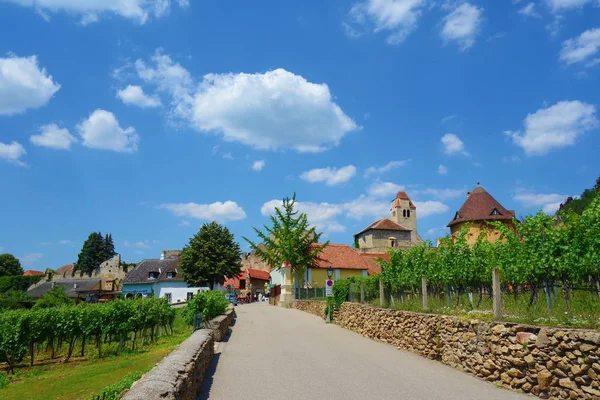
447,186,515,227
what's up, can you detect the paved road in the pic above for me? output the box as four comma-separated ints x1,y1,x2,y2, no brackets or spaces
199,303,529,400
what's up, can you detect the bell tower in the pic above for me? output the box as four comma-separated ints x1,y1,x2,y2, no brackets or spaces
390,191,417,239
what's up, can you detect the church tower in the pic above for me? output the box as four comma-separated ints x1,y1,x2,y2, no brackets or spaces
390,191,417,239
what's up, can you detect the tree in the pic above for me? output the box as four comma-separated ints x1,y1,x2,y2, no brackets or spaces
32,286,72,309
244,194,328,275
0,254,23,277
76,232,116,274
179,222,242,289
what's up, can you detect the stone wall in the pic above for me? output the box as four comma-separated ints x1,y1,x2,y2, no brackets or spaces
337,303,600,399
122,310,235,400
293,300,326,319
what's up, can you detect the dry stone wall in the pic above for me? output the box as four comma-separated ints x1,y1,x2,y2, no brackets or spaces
295,301,600,399
293,300,326,319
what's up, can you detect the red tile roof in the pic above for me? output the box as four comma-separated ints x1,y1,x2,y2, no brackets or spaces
393,191,416,209
247,268,270,281
359,253,390,275
56,263,76,278
223,276,242,289
356,218,410,236
23,270,44,276
447,186,515,227
311,244,368,270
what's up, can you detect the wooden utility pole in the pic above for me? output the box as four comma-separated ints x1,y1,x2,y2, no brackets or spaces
421,276,428,311
379,278,385,307
492,268,502,319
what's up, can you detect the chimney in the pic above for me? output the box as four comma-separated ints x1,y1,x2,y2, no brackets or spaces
160,251,165,260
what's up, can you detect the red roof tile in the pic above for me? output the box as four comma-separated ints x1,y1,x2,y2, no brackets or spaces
356,218,410,236
23,270,44,276
310,244,368,270
247,268,270,281
393,191,416,209
447,186,515,227
359,253,390,275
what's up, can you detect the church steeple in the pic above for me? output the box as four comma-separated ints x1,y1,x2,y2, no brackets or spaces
390,191,417,237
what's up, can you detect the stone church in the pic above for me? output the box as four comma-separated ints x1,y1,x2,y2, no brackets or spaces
354,191,423,253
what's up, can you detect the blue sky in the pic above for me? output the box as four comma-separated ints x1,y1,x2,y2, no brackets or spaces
0,0,598,271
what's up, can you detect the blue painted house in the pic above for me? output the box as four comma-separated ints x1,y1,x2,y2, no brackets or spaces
123,251,207,304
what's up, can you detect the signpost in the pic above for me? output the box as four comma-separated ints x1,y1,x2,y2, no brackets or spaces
325,279,334,297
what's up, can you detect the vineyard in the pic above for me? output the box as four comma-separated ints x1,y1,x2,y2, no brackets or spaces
0,297,176,374
336,196,600,329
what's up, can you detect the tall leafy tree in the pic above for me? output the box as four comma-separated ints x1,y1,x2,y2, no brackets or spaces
180,222,242,289
0,254,23,277
76,232,110,273
244,194,329,275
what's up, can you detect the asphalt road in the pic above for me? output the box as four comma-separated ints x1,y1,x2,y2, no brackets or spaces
198,302,529,400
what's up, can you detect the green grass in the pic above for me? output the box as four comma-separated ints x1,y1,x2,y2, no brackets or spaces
360,289,600,329
0,314,191,400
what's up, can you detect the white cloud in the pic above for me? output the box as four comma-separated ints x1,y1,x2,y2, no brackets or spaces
261,199,347,233
438,164,448,175
2,0,188,24
116,85,161,108
519,2,542,17
440,2,483,51
364,160,409,176
367,181,405,198
19,252,43,267
129,52,358,152
506,100,598,155
251,160,265,172
426,226,448,237
59,240,71,245
416,188,465,200
513,191,570,214
77,109,140,153
30,124,77,150
0,141,26,166
441,114,457,124
560,28,600,66
300,165,357,186
344,0,428,44
546,0,597,12
441,133,468,155
414,201,450,217
178,220,191,227
159,201,247,222
0,54,60,115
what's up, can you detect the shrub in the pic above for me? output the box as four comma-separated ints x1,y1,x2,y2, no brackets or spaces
86,368,150,400
182,291,228,325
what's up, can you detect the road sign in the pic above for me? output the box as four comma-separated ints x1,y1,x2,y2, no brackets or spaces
325,279,334,297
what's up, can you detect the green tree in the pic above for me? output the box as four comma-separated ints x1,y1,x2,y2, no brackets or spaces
32,286,73,309
77,232,115,273
244,194,328,276
0,254,23,277
180,222,242,289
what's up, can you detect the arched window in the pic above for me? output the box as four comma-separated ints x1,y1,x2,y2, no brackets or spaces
403,209,406,217
407,210,411,218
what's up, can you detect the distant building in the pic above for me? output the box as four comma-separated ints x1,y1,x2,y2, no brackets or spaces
123,250,207,304
27,255,124,301
359,253,390,275
354,191,423,253
223,268,271,297
447,185,516,246
23,270,44,277
240,244,271,273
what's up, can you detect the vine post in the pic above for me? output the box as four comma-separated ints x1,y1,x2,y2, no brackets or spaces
421,276,428,311
492,268,502,320
379,278,384,307
360,281,365,304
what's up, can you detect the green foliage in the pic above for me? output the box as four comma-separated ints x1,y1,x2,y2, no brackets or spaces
0,372,8,389
119,262,137,272
0,254,23,277
0,297,176,374
86,368,150,400
180,222,242,288
558,176,599,216
0,275,42,293
32,286,73,309
0,290,34,310
77,232,117,274
182,290,229,325
332,279,351,309
244,193,329,274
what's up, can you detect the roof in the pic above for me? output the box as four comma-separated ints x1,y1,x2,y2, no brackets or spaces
359,253,390,275
124,259,182,283
310,244,368,270
247,268,270,281
447,186,515,227
355,218,410,236
23,270,44,276
56,263,76,278
223,276,242,289
27,279,101,298
393,191,416,209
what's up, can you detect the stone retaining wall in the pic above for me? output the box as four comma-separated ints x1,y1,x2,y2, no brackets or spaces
295,301,600,399
122,308,235,400
292,300,326,319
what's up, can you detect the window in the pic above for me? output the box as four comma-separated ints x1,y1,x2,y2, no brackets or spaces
402,209,406,217
407,210,410,218
187,292,194,301
490,208,502,216
167,271,175,279
454,212,461,220
148,271,159,279
240,280,246,289
164,293,172,303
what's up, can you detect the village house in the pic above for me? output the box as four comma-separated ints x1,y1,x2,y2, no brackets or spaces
223,267,271,298
122,250,208,304
27,254,124,301
354,191,423,253
447,185,517,246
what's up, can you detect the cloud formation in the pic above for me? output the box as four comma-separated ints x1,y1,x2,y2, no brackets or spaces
441,133,468,155
364,160,409,176
300,165,357,186
77,109,140,153
30,124,77,150
0,141,26,166
441,2,483,50
117,85,161,108
159,201,247,222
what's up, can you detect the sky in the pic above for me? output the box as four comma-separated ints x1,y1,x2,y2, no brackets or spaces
0,0,599,272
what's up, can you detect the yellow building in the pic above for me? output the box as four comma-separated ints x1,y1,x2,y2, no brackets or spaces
303,243,368,287
447,186,517,246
